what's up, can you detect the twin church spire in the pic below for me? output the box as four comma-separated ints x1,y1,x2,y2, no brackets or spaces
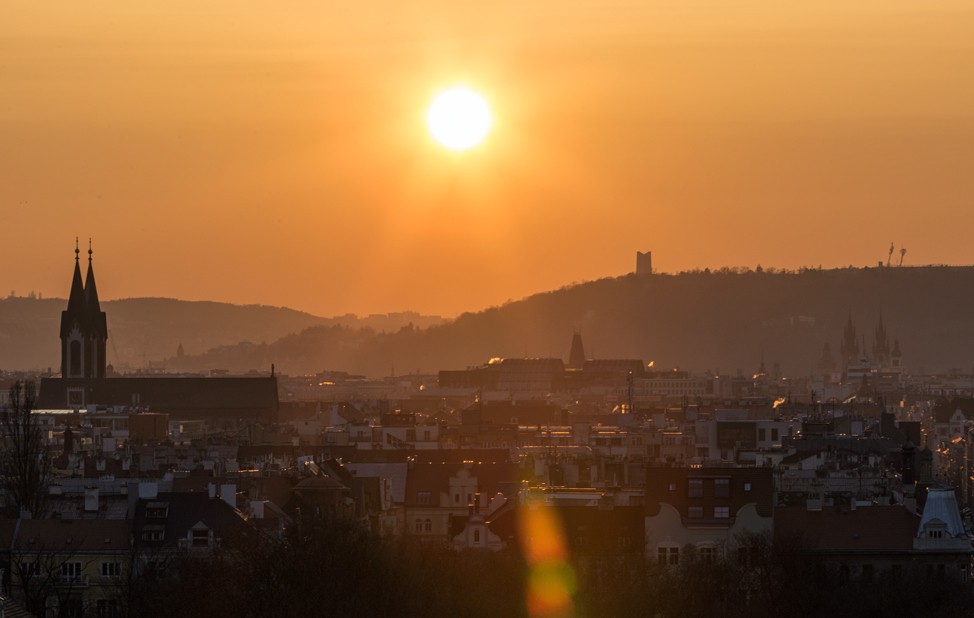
60,238,108,378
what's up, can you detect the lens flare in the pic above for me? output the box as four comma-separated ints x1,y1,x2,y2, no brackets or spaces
518,498,576,617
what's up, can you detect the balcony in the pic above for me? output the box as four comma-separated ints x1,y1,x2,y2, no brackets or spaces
58,574,89,588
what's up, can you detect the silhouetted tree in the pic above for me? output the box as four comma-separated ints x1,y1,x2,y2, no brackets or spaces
1,380,52,517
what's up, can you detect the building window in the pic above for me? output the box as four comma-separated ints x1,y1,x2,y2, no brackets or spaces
61,561,83,583
714,478,730,498
743,482,752,492
101,561,121,578
21,562,40,578
668,483,677,492
414,519,423,533
771,428,779,441
714,506,730,519
758,428,766,442
142,525,165,542
61,600,84,618
699,545,717,564
145,502,169,519
191,528,210,547
96,599,120,618
473,529,481,544
657,546,679,567
861,564,874,584
70,341,82,376
687,506,704,519
417,491,432,505
688,479,703,497
424,519,432,533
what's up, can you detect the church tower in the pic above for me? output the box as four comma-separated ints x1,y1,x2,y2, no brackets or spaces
568,331,586,370
59,239,108,379
839,314,859,370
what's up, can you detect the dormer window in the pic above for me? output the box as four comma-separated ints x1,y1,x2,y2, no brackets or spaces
191,527,210,547
142,525,165,542
146,502,169,520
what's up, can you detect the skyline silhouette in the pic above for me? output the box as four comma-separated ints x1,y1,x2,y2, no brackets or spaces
4,1,973,316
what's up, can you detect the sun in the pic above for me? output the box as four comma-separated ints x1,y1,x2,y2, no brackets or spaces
426,87,492,151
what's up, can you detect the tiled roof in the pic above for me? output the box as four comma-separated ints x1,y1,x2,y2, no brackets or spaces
13,519,132,552
774,505,918,551
37,376,278,419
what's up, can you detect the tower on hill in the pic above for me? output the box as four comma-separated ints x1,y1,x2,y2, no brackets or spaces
636,251,653,275
568,331,586,370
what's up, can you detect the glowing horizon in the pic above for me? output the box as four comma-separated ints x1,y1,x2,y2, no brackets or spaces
3,1,973,317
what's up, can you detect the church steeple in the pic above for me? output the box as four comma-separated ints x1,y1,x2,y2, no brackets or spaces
62,238,86,336
568,331,586,370
59,239,109,379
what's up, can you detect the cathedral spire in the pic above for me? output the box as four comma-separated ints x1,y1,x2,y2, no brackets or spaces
60,239,109,378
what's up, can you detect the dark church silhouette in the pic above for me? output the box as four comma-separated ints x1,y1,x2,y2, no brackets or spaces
38,242,278,422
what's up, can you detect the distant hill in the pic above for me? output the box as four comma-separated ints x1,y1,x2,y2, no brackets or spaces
0,296,444,372
166,266,974,377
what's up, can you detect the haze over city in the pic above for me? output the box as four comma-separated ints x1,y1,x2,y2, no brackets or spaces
4,1,974,317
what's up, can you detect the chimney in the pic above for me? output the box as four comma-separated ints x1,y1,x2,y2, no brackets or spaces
220,484,236,509
138,482,158,500
84,488,99,512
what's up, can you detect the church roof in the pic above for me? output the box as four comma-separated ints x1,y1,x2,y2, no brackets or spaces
37,376,279,420
919,488,966,538
60,249,88,338
84,250,108,338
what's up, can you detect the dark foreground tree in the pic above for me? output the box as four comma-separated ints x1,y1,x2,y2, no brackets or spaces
1,380,52,517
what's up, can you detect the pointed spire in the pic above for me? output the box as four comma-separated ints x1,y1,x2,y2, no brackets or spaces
568,331,586,370
84,240,108,340
62,239,88,339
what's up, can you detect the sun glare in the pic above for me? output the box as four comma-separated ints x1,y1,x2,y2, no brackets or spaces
426,87,492,151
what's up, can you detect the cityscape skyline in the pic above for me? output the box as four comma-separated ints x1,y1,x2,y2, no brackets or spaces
4,1,974,317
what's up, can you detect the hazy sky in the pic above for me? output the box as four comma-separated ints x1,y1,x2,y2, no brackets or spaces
3,1,973,317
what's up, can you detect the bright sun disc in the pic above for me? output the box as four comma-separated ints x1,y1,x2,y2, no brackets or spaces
427,87,491,151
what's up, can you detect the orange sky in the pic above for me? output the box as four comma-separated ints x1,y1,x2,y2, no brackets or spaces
3,1,973,317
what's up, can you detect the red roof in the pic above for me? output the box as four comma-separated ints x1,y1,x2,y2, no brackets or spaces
774,505,918,551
